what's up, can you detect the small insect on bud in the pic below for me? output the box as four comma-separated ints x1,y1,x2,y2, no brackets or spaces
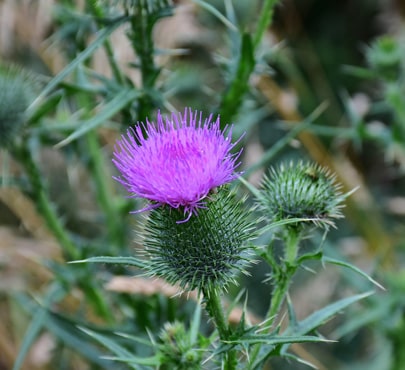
260,161,347,230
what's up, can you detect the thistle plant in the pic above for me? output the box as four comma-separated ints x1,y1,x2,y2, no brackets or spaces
8,1,389,370
113,108,254,367
103,108,374,369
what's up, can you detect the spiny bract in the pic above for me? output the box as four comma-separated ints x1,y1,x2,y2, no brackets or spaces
143,187,254,292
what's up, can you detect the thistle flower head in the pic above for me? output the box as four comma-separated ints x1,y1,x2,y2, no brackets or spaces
260,161,346,230
113,108,242,220
144,187,254,292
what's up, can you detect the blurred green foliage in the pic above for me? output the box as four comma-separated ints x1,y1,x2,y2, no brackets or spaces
0,0,404,369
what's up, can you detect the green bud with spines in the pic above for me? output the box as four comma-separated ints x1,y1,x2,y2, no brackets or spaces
0,64,36,148
366,35,403,81
143,186,255,292
157,321,203,370
260,161,346,231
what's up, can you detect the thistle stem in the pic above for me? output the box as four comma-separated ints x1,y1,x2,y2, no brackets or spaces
285,228,300,265
85,132,125,248
249,241,298,368
12,143,79,260
249,275,290,369
202,286,236,370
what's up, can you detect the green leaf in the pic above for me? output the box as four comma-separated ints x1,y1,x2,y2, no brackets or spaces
55,88,139,147
27,91,64,125
13,307,49,370
342,65,377,79
282,352,319,369
243,102,328,177
296,250,323,264
238,176,263,201
189,300,202,345
224,334,331,346
32,20,125,106
242,122,311,178
14,290,110,370
79,327,141,369
322,256,385,290
69,256,148,269
219,33,255,125
260,217,332,233
283,291,373,340
114,332,156,347
102,356,161,366
13,284,65,370
253,0,279,48
331,296,394,340
45,316,112,367
190,0,237,31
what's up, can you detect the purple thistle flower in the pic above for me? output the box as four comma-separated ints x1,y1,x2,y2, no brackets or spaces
112,108,243,221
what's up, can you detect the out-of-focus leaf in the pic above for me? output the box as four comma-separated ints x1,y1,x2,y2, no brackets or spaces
191,0,237,31
27,92,64,125
224,334,331,346
69,256,148,269
323,256,385,290
32,19,125,105
80,327,150,369
219,33,255,125
55,88,139,148
13,284,64,370
282,291,373,342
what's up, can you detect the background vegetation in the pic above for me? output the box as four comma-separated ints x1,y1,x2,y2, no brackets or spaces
0,0,404,369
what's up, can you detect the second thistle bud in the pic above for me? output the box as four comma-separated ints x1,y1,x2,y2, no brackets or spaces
366,35,403,81
260,161,346,231
143,186,254,292
157,321,204,370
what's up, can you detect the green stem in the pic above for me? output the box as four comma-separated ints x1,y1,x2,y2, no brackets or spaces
259,247,294,324
202,286,236,370
14,140,115,322
250,276,290,369
249,244,296,369
88,0,126,86
268,277,289,323
285,228,300,265
128,1,170,119
12,144,79,260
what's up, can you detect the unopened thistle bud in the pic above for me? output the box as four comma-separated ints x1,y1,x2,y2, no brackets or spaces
367,35,403,81
157,321,204,370
260,161,346,231
0,65,35,148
